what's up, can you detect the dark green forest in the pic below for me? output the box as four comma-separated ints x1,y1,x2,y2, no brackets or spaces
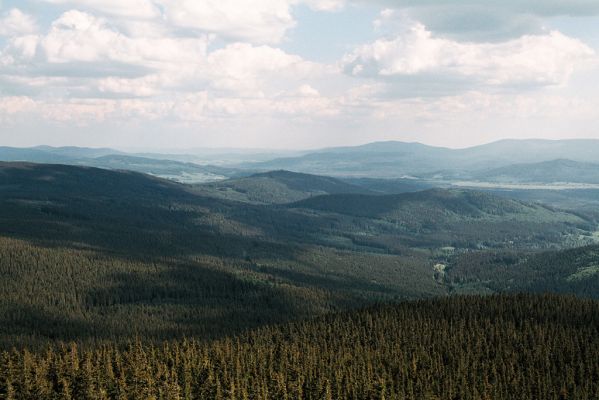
1,294,599,399
2,163,598,345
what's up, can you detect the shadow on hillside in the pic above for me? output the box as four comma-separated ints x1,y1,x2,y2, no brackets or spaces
0,304,96,349
80,260,336,343
0,258,337,350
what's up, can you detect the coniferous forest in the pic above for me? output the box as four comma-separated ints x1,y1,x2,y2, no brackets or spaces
1,294,599,400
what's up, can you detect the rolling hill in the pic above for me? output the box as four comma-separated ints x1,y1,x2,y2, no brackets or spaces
288,189,595,250
341,177,435,194
193,170,373,204
85,154,230,183
473,159,599,184
292,189,586,228
32,145,122,159
0,163,597,346
0,146,77,164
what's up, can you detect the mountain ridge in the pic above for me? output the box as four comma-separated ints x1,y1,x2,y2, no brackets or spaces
243,139,599,178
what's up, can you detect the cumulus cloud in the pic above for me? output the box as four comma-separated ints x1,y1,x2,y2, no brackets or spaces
159,0,295,44
343,16,595,96
0,7,333,122
43,0,161,19
40,10,210,66
301,0,345,11
204,43,325,94
1,10,209,94
0,9,38,37
159,0,342,43
38,0,344,44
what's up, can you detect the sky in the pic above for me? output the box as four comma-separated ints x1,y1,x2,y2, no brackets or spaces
0,1,599,150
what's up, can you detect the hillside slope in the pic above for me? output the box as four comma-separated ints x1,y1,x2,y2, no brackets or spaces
449,244,599,297
0,163,443,345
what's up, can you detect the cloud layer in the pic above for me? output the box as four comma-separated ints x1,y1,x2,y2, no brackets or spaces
343,14,595,96
0,0,598,148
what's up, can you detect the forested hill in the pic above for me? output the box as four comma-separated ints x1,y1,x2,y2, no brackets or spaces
449,244,599,298
1,163,591,254
292,188,578,221
0,162,597,347
193,170,373,204
0,162,189,200
0,162,235,257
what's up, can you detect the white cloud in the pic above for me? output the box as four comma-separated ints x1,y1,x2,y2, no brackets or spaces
43,0,161,19
91,42,326,98
0,9,38,37
0,8,334,122
297,84,320,96
301,0,345,11
343,17,595,94
204,43,324,94
0,10,209,96
38,0,345,44
159,0,295,44
2,0,599,148
39,10,210,66
0,96,36,115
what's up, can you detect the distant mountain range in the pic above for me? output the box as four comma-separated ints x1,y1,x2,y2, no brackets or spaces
3,139,599,185
0,146,236,183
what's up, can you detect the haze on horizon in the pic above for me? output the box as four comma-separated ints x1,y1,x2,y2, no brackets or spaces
1,0,599,150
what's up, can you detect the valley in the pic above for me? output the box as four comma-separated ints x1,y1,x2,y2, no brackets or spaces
2,141,599,398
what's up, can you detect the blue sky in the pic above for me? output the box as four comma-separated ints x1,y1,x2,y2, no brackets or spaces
0,0,598,150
